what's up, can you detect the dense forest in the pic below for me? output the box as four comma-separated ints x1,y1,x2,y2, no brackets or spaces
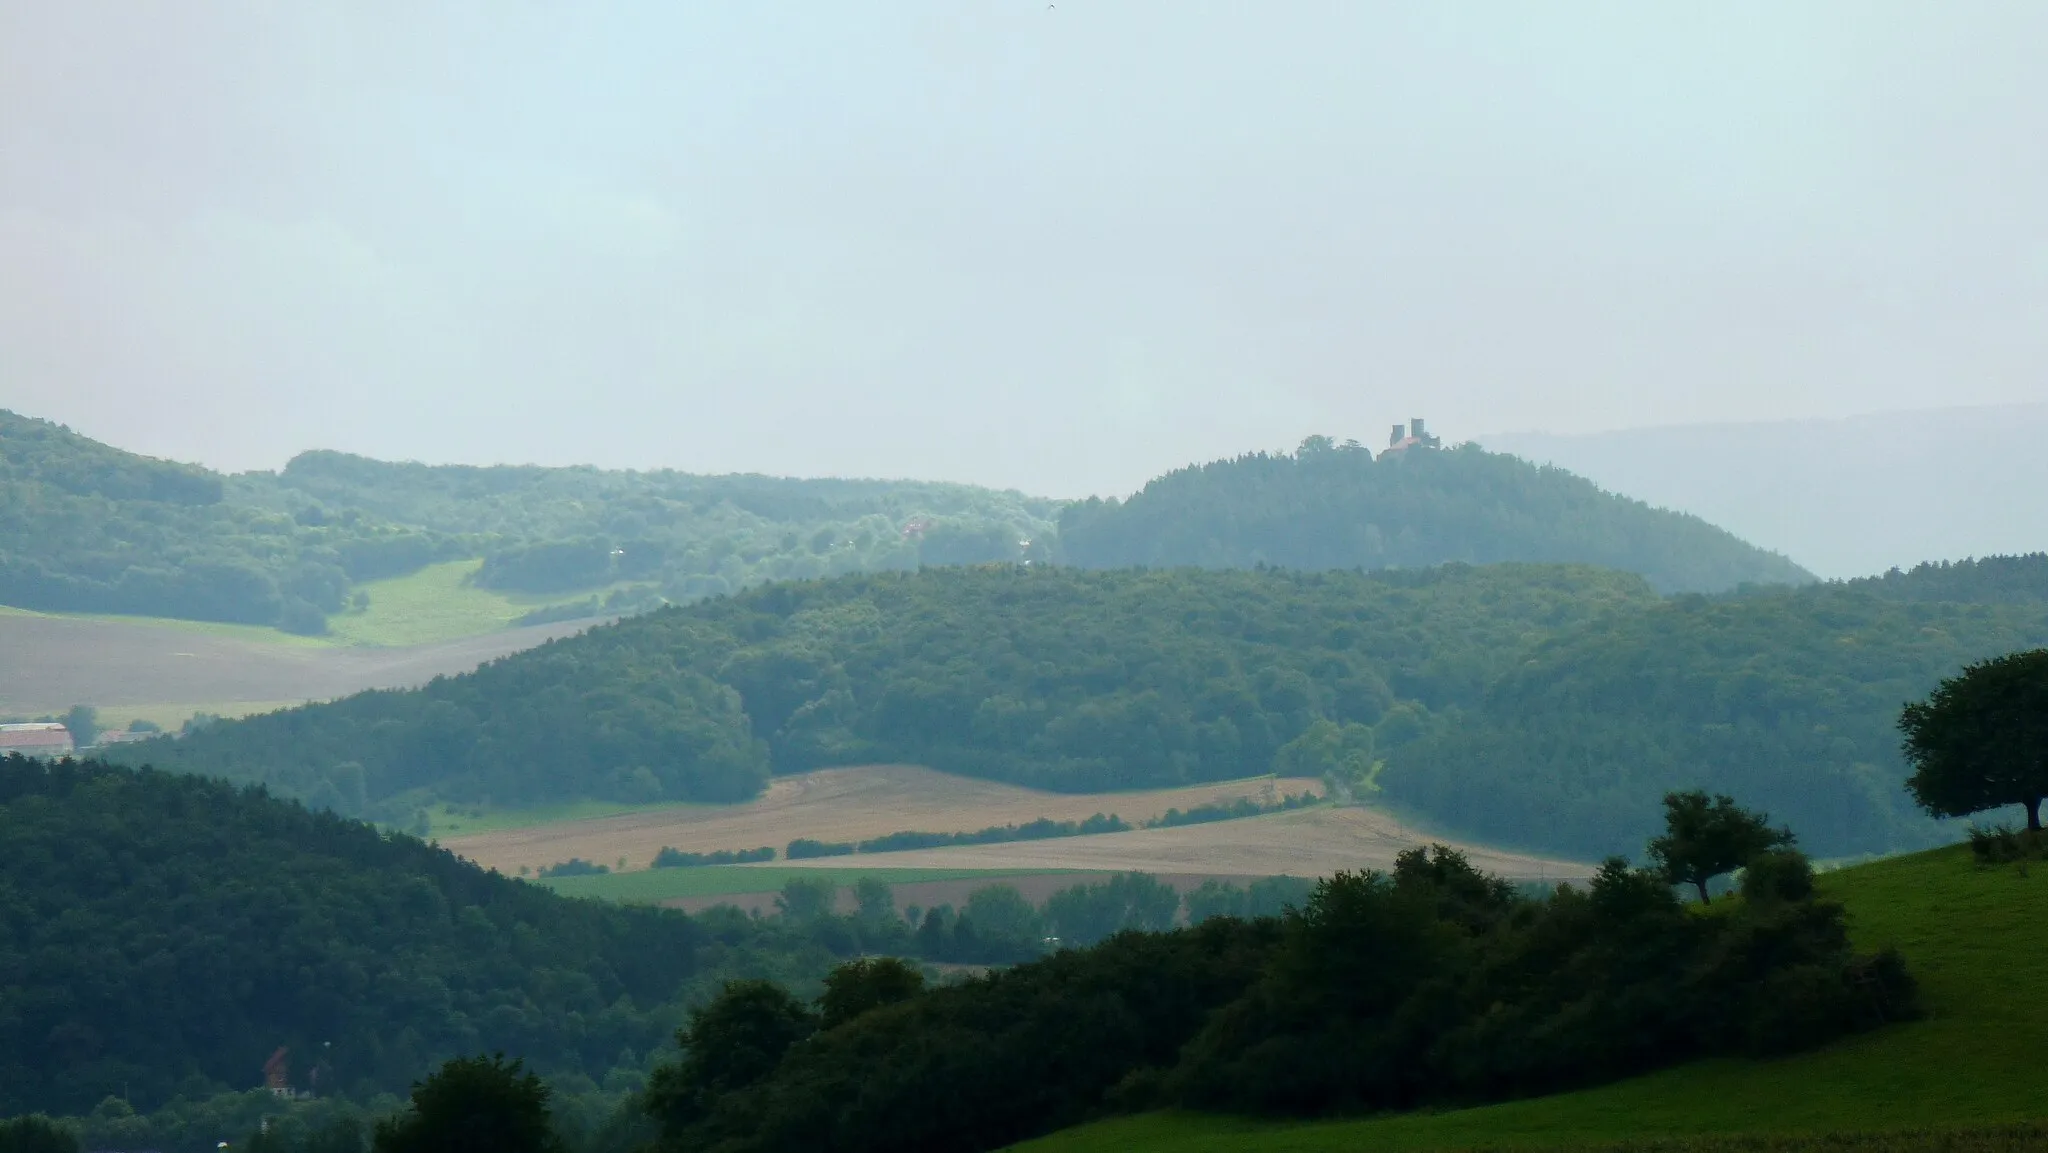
115,559,2048,857
0,411,1052,632
0,754,1319,1144
120,563,1659,825
0,755,832,1120
643,841,1911,1153
1057,438,1812,593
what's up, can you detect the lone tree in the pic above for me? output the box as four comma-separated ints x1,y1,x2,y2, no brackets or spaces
1900,649,2048,832
372,1054,563,1153
1647,790,1794,904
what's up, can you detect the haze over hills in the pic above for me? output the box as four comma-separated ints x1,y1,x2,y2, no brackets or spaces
1482,403,2048,580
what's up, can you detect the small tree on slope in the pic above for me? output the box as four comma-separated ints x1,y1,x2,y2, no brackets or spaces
1647,790,1794,904
1901,648,2048,832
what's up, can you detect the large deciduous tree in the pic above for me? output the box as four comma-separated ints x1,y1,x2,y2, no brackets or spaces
1900,649,2048,832
371,1054,563,1153
1646,791,1794,904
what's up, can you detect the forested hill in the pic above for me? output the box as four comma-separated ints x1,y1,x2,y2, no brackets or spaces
0,410,1054,632
0,755,820,1119
1057,438,1813,593
118,561,2048,858
0,411,457,632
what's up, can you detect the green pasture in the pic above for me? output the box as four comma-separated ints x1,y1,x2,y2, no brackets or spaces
538,864,1085,904
1013,845,2047,1153
325,559,611,647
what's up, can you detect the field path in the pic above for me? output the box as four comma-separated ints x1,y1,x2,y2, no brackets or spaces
444,764,1323,875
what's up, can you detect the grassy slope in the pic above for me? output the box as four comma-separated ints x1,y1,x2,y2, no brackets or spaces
324,559,607,647
539,864,1082,902
1013,846,2047,1152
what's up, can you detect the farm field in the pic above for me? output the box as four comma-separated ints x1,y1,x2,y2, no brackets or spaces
538,864,1078,904
445,763,1590,884
1010,844,2048,1153
0,604,593,717
443,763,1332,876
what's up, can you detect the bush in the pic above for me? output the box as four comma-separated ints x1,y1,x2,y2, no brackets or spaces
651,846,775,868
1966,824,2047,866
785,838,855,860
537,858,609,878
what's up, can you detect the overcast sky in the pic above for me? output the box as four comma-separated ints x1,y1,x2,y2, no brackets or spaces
4,3,2044,496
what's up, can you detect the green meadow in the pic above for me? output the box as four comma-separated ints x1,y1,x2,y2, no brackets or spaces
1012,845,2046,1153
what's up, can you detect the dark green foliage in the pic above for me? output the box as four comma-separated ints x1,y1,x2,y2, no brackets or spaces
643,982,817,1135
537,858,611,877
371,1054,564,1153
0,755,729,1117
648,918,1282,1153
816,958,924,1030
1145,792,1316,828
1055,439,1811,593
784,838,854,860
58,706,97,750
1648,791,1795,904
653,846,775,868
1161,845,1913,1115
1900,649,2048,831
0,1116,77,1153
855,813,1131,853
1964,824,2047,865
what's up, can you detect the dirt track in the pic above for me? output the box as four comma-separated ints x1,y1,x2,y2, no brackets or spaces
444,764,1325,875
0,612,592,714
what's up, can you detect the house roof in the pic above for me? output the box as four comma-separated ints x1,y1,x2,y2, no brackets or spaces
0,724,73,749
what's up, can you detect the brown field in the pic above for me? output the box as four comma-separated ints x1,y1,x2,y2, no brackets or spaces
662,871,1269,916
0,610,592,716
447,763,1590,885
772,805,1592,882
444,764,1327,875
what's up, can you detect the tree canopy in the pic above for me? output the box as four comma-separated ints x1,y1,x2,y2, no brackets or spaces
1646,791,1794,903
1900,648,2048,831
371,1055,563,1153
1056,438,1812,594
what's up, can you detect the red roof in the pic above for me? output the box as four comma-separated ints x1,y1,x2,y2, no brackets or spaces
0,727,73,750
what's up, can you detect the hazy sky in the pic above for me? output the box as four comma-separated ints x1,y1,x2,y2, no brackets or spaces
4,3,2044,496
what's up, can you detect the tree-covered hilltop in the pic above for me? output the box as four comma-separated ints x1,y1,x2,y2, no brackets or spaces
116,560,2048,857
1057,438,1813,594
1837,552,2048,604
0,411,459,633
119,563,1659,821
0,755,856,1120
232,450,1059,601
0,410,1055,633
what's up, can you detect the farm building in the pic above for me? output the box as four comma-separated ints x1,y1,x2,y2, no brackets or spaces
0,723,75,758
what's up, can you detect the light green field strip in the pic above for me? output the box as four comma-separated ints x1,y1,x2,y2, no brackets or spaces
326,559,608,647
536,864,1088,903
1010,845,2047,1152
91,700,304,731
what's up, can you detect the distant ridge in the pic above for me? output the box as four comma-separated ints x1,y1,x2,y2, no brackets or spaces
1482,403,2048,579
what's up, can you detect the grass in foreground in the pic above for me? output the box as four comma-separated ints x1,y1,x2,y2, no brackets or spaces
1012,845,2046,1152
538,864,1085,903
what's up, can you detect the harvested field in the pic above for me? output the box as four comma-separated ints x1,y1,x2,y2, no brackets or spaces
445,764,1325,876
660,871,1260,917
0,608,594,716
773,806,1592,882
